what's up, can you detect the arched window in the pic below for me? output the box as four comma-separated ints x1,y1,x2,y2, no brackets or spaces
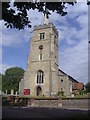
37,70,44,84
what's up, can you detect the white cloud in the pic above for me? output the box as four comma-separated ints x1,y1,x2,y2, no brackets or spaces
88,44,90,81
1,21,33,47
0,47,2,70
49,3,88,46
77,0,87,2
1,9,44,47
0,21,2,46
1,2,88,47
66,2,88,19
77,14,88,28
27,9,44,27
59,39,88,84
51,2,88,84
0,64,15,74
1,2,88,84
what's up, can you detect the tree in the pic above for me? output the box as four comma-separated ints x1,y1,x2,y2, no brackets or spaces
2,1,76,30
2,67,25,93
86,82,90,93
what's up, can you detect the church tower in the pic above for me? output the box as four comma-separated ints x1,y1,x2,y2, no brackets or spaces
19,11,59,97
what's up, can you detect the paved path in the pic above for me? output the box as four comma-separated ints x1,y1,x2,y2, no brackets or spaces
2,106,89,119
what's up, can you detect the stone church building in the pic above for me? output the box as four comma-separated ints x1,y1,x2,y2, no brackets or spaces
19,13,84,97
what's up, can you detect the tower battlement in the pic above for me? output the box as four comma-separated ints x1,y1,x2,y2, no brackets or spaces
34,23,58,35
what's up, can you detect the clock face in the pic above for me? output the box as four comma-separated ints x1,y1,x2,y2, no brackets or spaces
39,45,43,50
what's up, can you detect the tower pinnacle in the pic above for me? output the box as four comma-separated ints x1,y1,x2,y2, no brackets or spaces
44,8,49,25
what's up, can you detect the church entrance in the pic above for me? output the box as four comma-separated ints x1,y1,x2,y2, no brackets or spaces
37,86,42,96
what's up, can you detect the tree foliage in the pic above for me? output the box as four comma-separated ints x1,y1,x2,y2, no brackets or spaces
2,1,75,30
2,67,25,92
86,82,90,93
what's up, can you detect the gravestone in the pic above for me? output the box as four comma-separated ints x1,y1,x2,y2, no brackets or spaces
11,89,14,96
15,91,18,96
71,94,74,97
58,97,62,108
6,90,7,95
46,91,50,97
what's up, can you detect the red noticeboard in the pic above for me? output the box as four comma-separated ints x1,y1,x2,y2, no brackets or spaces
24,89,30,95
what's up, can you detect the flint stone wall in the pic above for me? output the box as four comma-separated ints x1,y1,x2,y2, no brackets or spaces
29,99,58,108
62,98,89,108
27,98,89,108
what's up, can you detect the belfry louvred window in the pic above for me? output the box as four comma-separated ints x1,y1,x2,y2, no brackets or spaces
40,33,45,39
37,70,44,84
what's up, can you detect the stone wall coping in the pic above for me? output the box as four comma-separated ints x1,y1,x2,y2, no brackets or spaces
3,96,90,100
34,97,58,100
21,97,90,100
62,97,90,100
33,97,90,100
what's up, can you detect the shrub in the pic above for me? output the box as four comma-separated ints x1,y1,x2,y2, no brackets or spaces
78,89,83,95
2,97,10,106
83,90,87,95
57,91,64,96
86,82,90,93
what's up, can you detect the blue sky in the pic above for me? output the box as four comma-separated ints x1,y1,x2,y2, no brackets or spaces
0,2,88,84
